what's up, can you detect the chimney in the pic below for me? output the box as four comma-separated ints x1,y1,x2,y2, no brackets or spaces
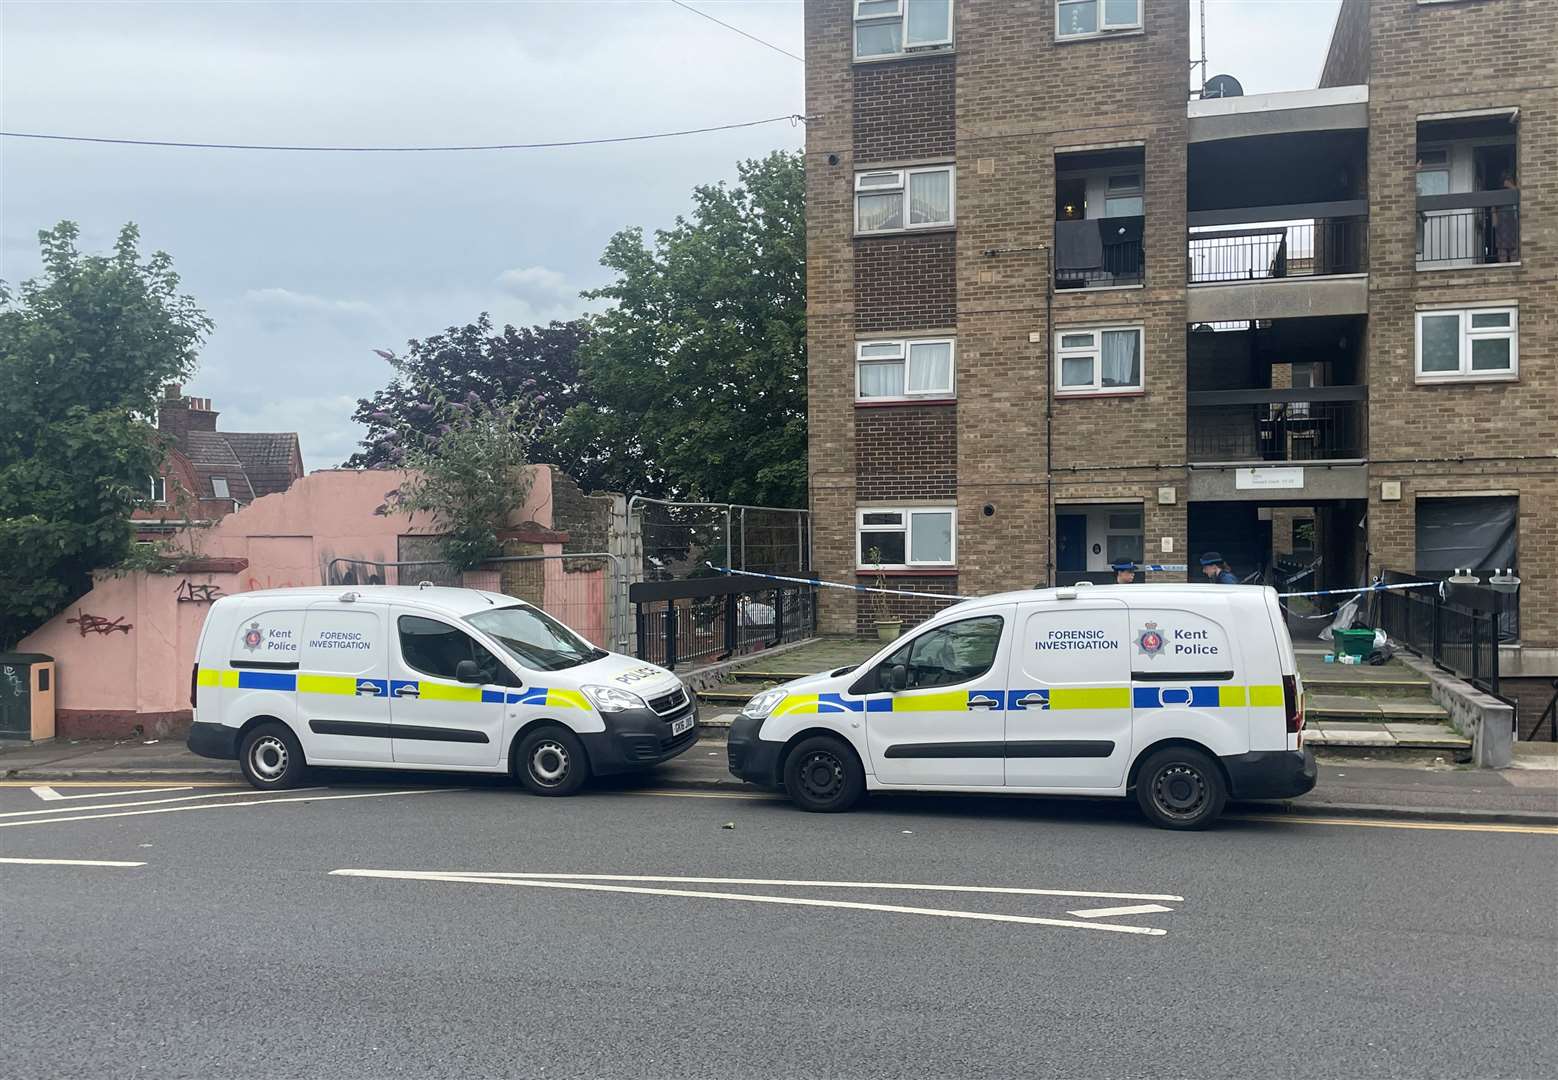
156,386,219,445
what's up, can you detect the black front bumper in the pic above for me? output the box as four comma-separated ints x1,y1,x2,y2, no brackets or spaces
1221,748,1317,800
578,700,700,776
727,712,785,788
187,721,240,761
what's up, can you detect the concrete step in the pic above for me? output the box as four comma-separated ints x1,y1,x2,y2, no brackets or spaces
1304,676,1434,700
727,670,814,683
697,688,755,706
1305,721,1470,752
1307,693,1449,724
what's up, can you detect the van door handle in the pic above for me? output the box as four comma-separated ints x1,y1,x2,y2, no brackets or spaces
967,695,1002,710
1014,693,1048,709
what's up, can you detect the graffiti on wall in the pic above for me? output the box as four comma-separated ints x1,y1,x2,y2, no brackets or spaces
67,610,133,636
175,579,224,604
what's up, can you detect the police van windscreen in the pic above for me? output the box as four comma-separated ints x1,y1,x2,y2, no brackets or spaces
466,606,606,672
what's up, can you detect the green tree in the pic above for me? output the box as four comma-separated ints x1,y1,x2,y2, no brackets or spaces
0,222,212,647
555,150,806,505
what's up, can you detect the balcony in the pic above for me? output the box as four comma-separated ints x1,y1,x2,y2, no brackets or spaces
1188,217,1367,284
1188,386,1367,463
1417,191,1520,268
1054,216,1145,290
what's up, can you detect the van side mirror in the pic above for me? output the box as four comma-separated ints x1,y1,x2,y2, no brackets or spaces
455,659,485,684
887,664,909,692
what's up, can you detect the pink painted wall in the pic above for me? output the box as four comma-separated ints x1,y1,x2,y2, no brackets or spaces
21,466,570,734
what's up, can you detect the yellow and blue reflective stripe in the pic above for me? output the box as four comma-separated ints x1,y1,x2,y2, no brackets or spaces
195,670,591,710
766,683,1286,715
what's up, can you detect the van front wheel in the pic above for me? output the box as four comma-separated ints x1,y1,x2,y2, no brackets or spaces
239,722,307,791
783,735,864,813
1135,747,1227,830
515,726,590,796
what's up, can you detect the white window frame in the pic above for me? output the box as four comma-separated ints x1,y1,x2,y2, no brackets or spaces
211,476,231,500
854,165,956,234
1054,325,1145,396
1415,306,1518,383
1103,170,1144,217
855,337,956,402
853,0,954,60
1056,0,1143,40
856,507,956,569
149,475,166,504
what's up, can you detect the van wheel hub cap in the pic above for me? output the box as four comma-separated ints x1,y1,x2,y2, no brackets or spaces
797,751,844,801
250,736,288,781
1153,764,1206,817
530,741,569,785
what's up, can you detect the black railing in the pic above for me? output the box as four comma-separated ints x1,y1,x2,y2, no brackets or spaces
1187,394,1365,463
1417,204,1520,265
1188,218,1367,284
1374,571,1516,700
630,573,818,671
1526,681,1558,742
1054,217,1145,289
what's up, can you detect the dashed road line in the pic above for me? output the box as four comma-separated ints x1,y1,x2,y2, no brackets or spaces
1067,903,1175,919
0,787,459,829
0,856,146,867
29,784,196,801
330,869,1173,936
0,787,324,819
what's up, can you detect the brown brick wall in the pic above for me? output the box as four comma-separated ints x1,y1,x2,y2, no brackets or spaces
854,232,958,332
1361,0,1558,649
854,573,962,637
855,404,957,500
1318,0,1370,88
853,55,955,163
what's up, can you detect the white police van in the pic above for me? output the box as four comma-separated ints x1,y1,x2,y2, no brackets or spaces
728,583,1313,829
187,586,698,793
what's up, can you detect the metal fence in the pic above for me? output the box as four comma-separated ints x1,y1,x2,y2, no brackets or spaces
1374,571,1514,699
1417,206,1521,265
1188,218,1367,284
1187,399,1366,462
630,496,811,581
630,574,818,671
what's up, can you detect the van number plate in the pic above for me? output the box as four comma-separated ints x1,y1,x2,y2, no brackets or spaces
671,716,694,737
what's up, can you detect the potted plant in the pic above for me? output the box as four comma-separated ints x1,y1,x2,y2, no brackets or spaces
865,547,902,642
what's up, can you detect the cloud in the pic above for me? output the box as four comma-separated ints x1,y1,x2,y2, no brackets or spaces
496,265,574,304
242,287,379,318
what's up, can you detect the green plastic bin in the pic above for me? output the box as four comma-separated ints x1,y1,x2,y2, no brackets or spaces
1332,628,1376,659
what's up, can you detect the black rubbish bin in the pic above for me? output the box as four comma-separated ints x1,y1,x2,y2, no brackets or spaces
0,653,56,740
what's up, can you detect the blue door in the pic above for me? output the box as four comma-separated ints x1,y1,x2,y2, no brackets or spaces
1057,514,1087,573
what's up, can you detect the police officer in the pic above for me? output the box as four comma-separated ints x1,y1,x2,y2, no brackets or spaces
1199,551,1239,585
1112,561,1138,584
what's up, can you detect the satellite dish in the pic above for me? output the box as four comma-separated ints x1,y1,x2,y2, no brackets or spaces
1204,74,1244,99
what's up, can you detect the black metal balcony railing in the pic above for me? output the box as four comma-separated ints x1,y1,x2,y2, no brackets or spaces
1187,218,1367,284
1416,196,1520,265
1054,216,1145,289
1187,388,1366,463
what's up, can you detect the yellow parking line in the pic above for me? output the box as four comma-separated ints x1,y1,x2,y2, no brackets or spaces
618,789,781,801
1229,814,1558,836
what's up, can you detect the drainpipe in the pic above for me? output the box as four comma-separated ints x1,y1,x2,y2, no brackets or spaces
1045,245,1056,588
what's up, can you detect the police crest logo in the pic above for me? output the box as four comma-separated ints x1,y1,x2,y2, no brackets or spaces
1136,622,1166,658
242,621,264,652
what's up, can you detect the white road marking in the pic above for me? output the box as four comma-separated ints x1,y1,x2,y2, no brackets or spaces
0,856,146,867
330,869,1173,936
439,872,1184,903
0,788,324,819
31,784,195,801
620,789,782,801
1066,903,1175,919
0,788,457,829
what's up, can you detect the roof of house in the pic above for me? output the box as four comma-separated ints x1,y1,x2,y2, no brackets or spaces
182,430,302,502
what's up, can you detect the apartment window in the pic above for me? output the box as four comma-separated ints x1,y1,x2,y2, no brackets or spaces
1415,148,1450,197
149,475,166,504
1057,0,1142,39
1416,307,1517,382
856,338,954,401
854,0,953,60
858,508,955,568
855,166,954,233
1103,172,1144,217
1055,326,1144,394
1105,509,1144,564
211,476,231,500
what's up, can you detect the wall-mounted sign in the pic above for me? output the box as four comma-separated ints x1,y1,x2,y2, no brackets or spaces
1235,467,1304,491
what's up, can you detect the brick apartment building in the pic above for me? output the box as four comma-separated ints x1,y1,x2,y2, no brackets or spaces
133,384,305,539
804,0,1555,674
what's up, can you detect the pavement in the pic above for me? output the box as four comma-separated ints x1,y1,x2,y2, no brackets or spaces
1,773,1554,1079
4,733,1555,824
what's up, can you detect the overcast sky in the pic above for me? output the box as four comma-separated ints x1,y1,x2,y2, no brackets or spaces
2,0,1340,470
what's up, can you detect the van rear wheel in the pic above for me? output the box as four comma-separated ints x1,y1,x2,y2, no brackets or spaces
239,722,307,791
515,725,590,796
783,735,864,813
1135,746,1227,830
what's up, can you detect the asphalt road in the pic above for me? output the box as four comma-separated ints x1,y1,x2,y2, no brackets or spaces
2,772,1555,1080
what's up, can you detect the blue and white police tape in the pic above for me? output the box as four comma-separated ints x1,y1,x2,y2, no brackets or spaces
704,562,1443,604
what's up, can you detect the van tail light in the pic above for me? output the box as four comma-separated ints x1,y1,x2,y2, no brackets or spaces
1284,674,1304,733
190,664,199,708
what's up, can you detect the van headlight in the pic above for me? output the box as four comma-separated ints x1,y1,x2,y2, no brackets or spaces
742,688,788,720
581,685,647,713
